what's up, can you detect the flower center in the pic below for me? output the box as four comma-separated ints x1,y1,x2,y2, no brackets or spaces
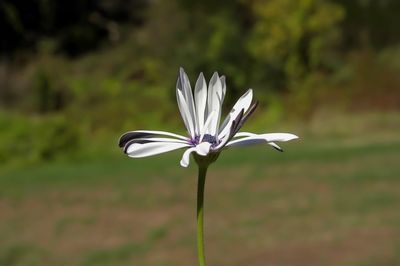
191,134,220,147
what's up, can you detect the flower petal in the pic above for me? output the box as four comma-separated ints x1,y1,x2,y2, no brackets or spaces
177,89,196,138
220,75,226,103
205,72,223,136
178,68,198,134
226,133,299,147
126,141,190,158
268,142,283,152
199,110,215,142
215,108,244,150
218,89,253,139
125,137,189,145
259,133,299,142
196,142,212,156
119,130,188,148
194,72,207,132
232,132,256,138
180,142,212,167
123,137,188,153
233,101,259,134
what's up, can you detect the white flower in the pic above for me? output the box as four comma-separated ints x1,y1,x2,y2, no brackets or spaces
119,68,298,167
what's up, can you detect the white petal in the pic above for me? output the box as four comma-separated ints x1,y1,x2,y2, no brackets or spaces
177,89,196,138
195,142,212,156
126,141,190,158
180,142,212,167
178,68,198,134
220,75,226,103
226,138,266,147
199,110,215,142
232,132,256,138
259,133,299,142
119,130,189,148
194,73,207,132
129,137,189,144
180,147,196,167
226,133,299,147
214,108,245,150
268,142,283,152
218,89,253,139
212,94,223,137
205,72,223,136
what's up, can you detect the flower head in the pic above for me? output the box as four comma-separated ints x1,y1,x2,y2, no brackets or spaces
119,68,298,167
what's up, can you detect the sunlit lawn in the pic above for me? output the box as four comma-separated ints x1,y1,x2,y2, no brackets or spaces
1,119,400,265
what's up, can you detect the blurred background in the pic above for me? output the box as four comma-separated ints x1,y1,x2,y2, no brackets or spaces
0,0,399,265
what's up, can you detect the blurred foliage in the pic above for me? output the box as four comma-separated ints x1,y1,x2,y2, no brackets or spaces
1,0,400,164
335,0,400,49
0,113,80,164
248,0,344,82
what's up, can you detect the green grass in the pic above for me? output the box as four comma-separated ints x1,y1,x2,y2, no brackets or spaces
0,116,400,266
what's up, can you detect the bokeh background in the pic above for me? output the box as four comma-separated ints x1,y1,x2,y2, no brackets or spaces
1,0,400,265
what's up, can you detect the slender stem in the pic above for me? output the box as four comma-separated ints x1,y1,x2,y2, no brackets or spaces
197,165,208,266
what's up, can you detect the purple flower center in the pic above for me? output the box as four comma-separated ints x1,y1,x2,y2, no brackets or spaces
190,134,220,147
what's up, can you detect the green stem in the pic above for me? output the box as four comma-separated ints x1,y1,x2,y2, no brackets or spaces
197,165,208,266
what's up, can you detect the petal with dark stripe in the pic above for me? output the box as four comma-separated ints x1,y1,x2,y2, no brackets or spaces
119,130,188,148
